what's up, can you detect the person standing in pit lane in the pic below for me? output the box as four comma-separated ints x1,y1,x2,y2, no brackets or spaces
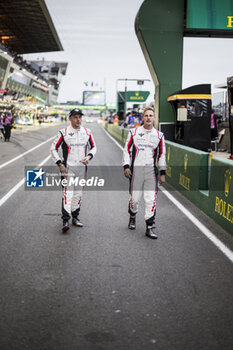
0,114,4,139
3,113,13,141
50,108,97,233
122,107,166,239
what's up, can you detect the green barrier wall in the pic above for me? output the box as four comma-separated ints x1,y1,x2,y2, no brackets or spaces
104,124,233,235
165,140,210,215
105,124,124,145
105,123,129,146
166,141,233,233
165,141,209,191
209,158,233,233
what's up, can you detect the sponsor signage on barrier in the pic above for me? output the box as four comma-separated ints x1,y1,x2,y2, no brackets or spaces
179,153,191,191
165,141,209,192
210,159,233,228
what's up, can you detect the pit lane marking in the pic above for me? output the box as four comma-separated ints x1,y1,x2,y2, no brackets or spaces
0,136,56,170
160,187,233,263
0,155,51,208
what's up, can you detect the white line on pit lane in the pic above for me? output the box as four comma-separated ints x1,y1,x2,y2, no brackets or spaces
160,187,233,263
103,126,233,264
0,155,51,208
0,135,56,170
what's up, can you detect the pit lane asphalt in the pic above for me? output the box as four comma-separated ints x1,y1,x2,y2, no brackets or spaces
0,121,233,350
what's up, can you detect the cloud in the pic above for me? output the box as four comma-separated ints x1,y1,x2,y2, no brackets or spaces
60,32,133,41
61,24,133,33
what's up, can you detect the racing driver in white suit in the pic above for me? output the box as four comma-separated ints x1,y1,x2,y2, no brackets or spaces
50,108,96,232
123,107,166,239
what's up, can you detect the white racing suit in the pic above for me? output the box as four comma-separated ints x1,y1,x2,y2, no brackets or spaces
122,126,166,226
50,125,96,221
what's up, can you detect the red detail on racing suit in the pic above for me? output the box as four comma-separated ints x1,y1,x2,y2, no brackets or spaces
55,136,63,150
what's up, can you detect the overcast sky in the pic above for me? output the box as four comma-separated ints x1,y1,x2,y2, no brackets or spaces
24,0,233,104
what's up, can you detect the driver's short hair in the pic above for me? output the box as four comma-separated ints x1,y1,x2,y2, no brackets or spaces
143,107,154,115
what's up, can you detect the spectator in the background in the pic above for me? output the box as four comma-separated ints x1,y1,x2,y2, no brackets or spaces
113,114,119,125
136,111,142,124
3,114,13,141
0,114,4,139
132,110,143,126
211,109,218,140
127,111,135,128
38,115,43,125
